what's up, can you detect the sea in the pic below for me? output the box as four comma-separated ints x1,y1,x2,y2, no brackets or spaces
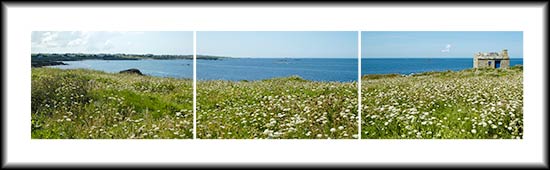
361,58,523,75
49,59,194,79
197,58,357,82
48,58,523,82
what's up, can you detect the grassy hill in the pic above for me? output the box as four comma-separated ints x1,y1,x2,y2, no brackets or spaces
197,76,358,139
32,66,522,139
361,66,523,139
31,68,193,139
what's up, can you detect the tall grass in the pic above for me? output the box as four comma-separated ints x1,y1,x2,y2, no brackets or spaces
31,68,193,139
361,67,523,139
32,66,522,139
197,76,358,139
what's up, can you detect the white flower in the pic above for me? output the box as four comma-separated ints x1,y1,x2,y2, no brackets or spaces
330,128,336,133
338,126,344,130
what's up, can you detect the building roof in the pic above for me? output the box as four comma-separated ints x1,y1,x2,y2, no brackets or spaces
475,52,508,59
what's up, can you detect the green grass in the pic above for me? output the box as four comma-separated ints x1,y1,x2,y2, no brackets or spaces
197,75,358,139
31,68,193,139
33,65,522,139
361,66,523,139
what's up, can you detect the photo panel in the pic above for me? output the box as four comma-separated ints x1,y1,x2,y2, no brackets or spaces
361,31,523,139
31,31,194,139
196,31,359,139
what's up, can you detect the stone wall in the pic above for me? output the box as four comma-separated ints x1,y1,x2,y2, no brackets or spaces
476,59,494,68
473,49,511,69
475,59,510,69
500,59,510,69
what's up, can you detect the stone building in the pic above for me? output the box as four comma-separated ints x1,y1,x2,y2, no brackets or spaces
473,49,510,69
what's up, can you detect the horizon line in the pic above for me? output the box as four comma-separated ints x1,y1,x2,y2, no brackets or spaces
362,57,524,59
31,52,193,55
31,53,357,58
30,53,524,59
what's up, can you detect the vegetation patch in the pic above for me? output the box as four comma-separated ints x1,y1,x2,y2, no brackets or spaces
31,68,193,139
362,68,523,139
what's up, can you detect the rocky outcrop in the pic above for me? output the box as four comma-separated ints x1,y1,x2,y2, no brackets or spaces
119,68,143,75
31,61,67,67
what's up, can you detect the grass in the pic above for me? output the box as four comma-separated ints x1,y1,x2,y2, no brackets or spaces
361,66,523,139
32,65,523,139
197,75,358,139
31,68,193,139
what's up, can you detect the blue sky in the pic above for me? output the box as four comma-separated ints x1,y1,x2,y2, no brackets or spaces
198,31,358,58
362,31,523,58
31,31,193,55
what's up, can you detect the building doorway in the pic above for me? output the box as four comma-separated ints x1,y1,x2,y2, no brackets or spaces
495,60,501,68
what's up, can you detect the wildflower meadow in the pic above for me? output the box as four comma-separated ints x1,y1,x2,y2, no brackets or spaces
197,76,358,139
362,66,523,139
32,66,522,140
31,68,193,139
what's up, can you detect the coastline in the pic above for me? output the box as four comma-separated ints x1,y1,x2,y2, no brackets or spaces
31,53,228,67
40,64,524,83
361,64,524,79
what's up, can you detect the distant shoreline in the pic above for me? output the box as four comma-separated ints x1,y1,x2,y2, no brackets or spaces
31,53,228,67
361,64,523,79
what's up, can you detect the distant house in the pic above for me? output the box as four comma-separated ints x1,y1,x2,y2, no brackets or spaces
473,49,510,69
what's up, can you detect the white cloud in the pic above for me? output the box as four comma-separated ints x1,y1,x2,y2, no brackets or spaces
103,40,115,51
441,44,451,53
39,32,60,47
32,31,126,53
67,37,87,46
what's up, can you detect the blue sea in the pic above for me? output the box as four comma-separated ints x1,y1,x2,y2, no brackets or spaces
49,59,194,79
197,58,357,82
48,58,523,82
361,58,523,75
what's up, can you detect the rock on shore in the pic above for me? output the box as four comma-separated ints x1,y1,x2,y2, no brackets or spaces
119,68,143,75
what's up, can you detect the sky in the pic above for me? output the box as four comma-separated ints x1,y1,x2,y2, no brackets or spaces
31,31,193,55
197,31,358,58
361,31,523,58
